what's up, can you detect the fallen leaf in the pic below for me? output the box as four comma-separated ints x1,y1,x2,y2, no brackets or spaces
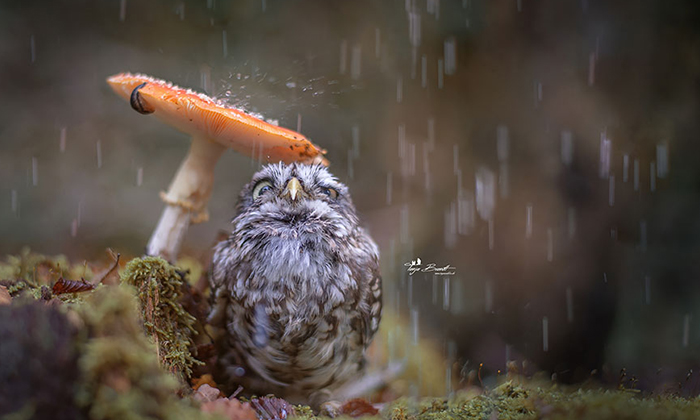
340,398,380,417
0,285,10,305
194,383,222,403
249,396,296,420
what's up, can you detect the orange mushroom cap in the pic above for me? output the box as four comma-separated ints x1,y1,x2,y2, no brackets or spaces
107,73,329,166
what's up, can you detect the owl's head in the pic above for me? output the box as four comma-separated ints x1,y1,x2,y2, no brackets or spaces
232,163,359,237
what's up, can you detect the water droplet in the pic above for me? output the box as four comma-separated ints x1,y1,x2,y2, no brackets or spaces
421,54,428,88
30,36,36,63
609,175,615,207
296,113,302,133
623,154,629,182
645,275,651,305
499,163,509,199
650,161,656,192
542,317,549,352
567,207,576,239
599,133,611,179
475,167,496,220
71,219,78,237
484,280,493,312
633,159,640,191
31,157,38,186
411,308,419,345
253,304,270,347
96,139,102,169
517,0,522,12
561,131,573,166
525,204,533,239
400,205,410,244
427,117,435,150
588,52,595,86
339,40,347,74
437,58,444,89
350,45,362,80
443,277,451,311
396,75,403,103
656,144,668,178
546,228,553,261
347,149,354,180
375,28,381,58
59,127,67,152
11,190,18,216
261,0,267,12
386,172,393,205
457,189,475,235
566,287,574,323
408,10,421,47
119,0,126,21
488,218,495,250
683,314,691,347
444,37,457,75
222,30,228,58
136,167,143,187
444,201,457,248
639,220,647,252
351,125,360,158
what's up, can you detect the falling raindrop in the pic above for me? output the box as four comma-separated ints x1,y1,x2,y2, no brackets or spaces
408,10,421,47
432,276,438,305
96,139,102,169
396,75,403,103
561,131,573,166
546,228,553,262
348,149,354,180
609,175,615,207
427,117,435,150
488,218,495,250
437,58,444,89
633,159,640,191
261,0,267,12
443,277,451,311
253,304,270,347
566,287,574,323
60,127,67,152
11,190,17,216
421,54,428,88
525,204,533,239
71,219,78,237
542,317,549,352
31,157,38,186
444,37,456,75
683,314,691,348
339,40,347,74
567,207,576,239
386,172,393,205
484,280,493,313
645,275,651,305
444,201,457,248
499,163,509,199
588,52,595,86
375,28,381,58
599,133,611,179
639,220,647,252
222,30,228,58
656,144,668,178
517,0,522,12
411,308,419,345
475,167,496,220
350,45,362,80
30,35,36,63
400,205,410,244
296,113,302,133
351,125,360,158
650,162,656,192
119,0,126,21
457,190,475,235
497,125,509,162
453,144,460,174
77,200,82,227
136,167,143,187
623,154,629,182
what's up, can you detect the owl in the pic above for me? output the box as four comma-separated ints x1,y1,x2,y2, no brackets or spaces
208,162,382,406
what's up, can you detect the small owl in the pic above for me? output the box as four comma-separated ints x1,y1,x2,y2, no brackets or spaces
209,163,382,405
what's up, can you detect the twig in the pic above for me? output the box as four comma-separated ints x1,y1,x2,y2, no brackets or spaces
92,249,121,285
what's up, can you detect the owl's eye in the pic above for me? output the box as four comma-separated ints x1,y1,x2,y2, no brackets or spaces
320,187,338,199
252,180,273,199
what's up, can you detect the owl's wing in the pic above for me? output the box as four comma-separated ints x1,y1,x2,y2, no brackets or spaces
351,230,383,348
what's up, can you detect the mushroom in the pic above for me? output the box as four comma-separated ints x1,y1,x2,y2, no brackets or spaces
107,73,328,261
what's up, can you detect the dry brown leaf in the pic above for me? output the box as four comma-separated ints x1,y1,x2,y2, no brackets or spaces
201,398,257,420
0,285,10,305
194,383,222,403
340,398,380,417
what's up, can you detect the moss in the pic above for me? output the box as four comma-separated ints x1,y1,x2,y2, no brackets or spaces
119,256,203,382
74,285,209,420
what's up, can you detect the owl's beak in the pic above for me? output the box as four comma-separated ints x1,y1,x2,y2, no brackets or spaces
283,177,303,201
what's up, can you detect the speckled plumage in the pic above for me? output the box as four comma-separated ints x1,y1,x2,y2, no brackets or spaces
209,163,382,405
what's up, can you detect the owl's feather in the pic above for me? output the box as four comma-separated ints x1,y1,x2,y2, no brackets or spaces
209,163,382,405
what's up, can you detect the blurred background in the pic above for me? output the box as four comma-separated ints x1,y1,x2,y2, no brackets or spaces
2,0,700,395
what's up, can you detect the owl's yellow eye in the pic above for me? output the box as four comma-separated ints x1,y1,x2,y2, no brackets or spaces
253,180,273,199
321,187,338,199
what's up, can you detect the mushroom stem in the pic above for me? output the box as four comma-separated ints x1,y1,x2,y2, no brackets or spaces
147,136,225,261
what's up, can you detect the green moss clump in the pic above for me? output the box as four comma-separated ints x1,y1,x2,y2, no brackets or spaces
75,285,208,420
119,256,202,381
